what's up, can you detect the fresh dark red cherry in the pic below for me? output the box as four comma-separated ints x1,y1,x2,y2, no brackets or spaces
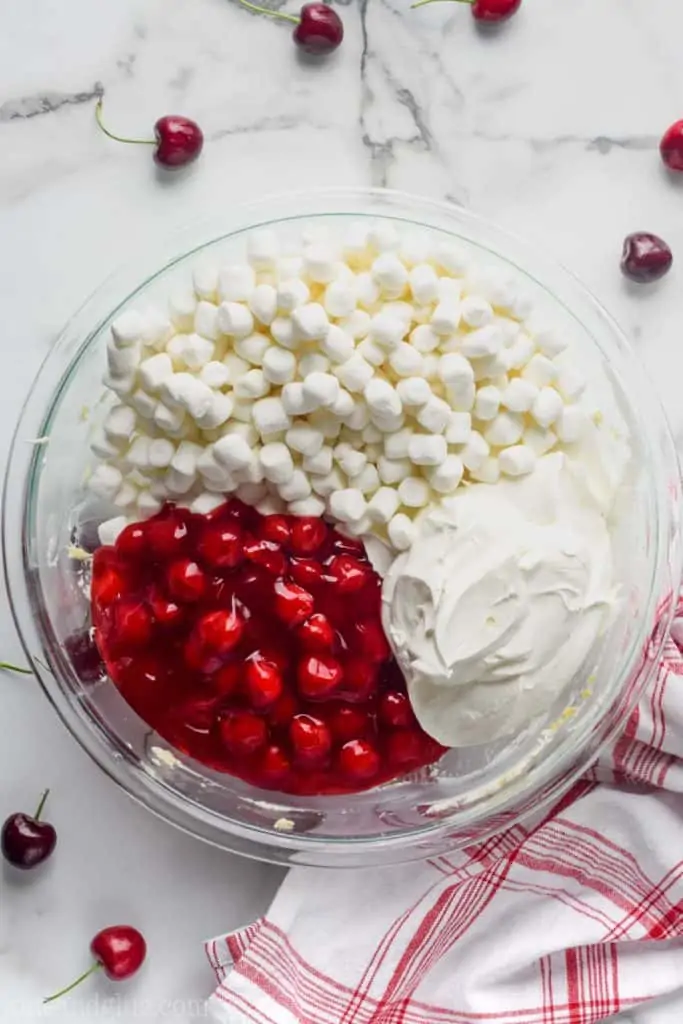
621,233,673,283
412,0,521,21
1,790,56,870
44,926,146,1003
660,120,683,172
235,0,343,54
95,99,203,169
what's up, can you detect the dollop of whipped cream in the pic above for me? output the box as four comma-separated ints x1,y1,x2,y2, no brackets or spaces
381,452,619,747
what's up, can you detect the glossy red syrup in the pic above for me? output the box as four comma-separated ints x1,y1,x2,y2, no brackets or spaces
90,500,445,795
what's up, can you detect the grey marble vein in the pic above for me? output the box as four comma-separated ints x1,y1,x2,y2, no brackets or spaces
0,84,103,123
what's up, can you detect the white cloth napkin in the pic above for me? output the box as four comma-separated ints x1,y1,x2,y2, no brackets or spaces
205,595,683,1024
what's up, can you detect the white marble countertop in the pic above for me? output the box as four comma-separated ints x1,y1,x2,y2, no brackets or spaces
2,0,683,1019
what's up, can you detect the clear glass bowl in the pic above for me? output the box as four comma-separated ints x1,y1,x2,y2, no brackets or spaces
4,188,681,867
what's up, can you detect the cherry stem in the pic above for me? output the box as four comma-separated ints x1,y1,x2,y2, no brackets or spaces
234,0,299,24
95,100,156,147
43,962,102,1004
34,789,50,822
0,661,33,675
411,0,472,7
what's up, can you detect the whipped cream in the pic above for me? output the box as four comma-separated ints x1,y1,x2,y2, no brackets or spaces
381,452,619,747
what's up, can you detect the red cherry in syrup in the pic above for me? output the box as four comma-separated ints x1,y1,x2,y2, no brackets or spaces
213,663,241,696
660,120,683,172
260,744,291,783
386,729,423,766
113,598,152,648
273,580,315,627
235,1,343,55
198,522,243,569
328,555,369,594
412,0,520,20
289,557,324,589
116,523,148,559
44,925,147,1003
220,710,268,756
290,714,332,764
64,630,105,683
147,511,189,560
243,536,287,576
620,233,673,284
341,658,378,701
353,619,391,663
167,559,207,602
328,706,371,743
196,608,244,654
297,654,344,699
297,612,335,652
95,99,203,169
148,587,183,627
259,515,291,547
338,739,381,782
379,691,414,729
245,659,284,708
2,790,56,870
290,516,327,554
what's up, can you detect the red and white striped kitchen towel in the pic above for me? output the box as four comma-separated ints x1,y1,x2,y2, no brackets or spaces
205,594,683,1024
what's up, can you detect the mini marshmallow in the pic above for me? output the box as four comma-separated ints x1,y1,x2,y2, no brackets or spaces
111,310,145,348
396,377,432,408
104,405,137,444
445,411,472,445
397,231,430,267
330,390,354,420
154,402,186,434
211,434,252,472
523,425,557,457
232,335,266,368
278,258,304,283
230,400,255,423
470,456,501,485
199,361,231,389
140,309,173,351
195,392,234,429
365,379,402,420
193,264,219,301
338,309,371,340
369,312,406,351
302,372,340,409
416,396,451,433
281,381,316,416
437,278,463,303
129,389,158,419
408,434,447,467
217,302,255,339
224,421,259,446
288,496,327,518
138,490,163,516
384,427,414,460
148,438,175,469
460,325,504,359
556,365,586,401
329,488,368,524
278,469,312,502
506,333,535,371
223,353,251,381
446,381,476,412
291,303,329,342
236,482,268,505
521,353,557,387
409,264,439,305
499,445,536,477
556,405,586,443
98,516,129,546
107,339,140,378
367,486,400,524
168,290,197,332
531,387,564,428
182,334,216,371
357,338,386,367
260,442,295,484
398,476,431,508
298,353,331,377
256,495,286,516
428,454,464,494
435,242,468,276
378,456,411,485
126,436,152,470
460,431,490,472
337,449,367,478
484,412,524,447
355,464,380,495
533,325,568,358
362,423,383,444
247,230,279,270
249,284,278,326
461,295,494,328
194,301,221,341
286,424,325,458
91,431,120,459
474,385,501,421
218,265,256,304
409,325,441,353
277,278,310,313
262,346,297,385
431,301,461,336
165,467,196,495
252,396,292,436
501,378,538,413
354,272,380,310
191,492,226,515
367,222,401,253
371,253,408,299
438,352,474,387
269,317,298,351
422,355,440,381
303,446,333,475
114,481,138,508
389,343,424,377
88,463,123,500
321,324,355,364
311,468,346,498
324,280,357,318
387,513,415,551
303,243,337,284
171,440,203,477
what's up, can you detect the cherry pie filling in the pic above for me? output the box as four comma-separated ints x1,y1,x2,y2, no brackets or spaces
90,499,446,795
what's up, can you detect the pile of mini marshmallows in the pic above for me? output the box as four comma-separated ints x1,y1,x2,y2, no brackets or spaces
89,221,590,552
